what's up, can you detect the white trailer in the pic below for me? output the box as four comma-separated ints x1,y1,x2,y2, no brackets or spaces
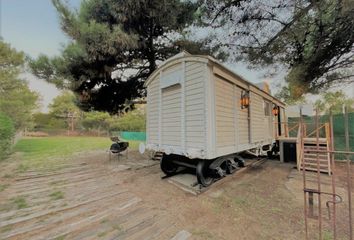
144,52,286,186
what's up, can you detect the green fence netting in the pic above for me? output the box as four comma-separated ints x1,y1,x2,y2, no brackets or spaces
288,112,354,160
111,131,146,141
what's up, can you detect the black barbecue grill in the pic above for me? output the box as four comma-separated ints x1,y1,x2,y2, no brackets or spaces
109,136,129,160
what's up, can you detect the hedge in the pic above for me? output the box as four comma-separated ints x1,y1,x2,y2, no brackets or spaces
0,112,15,160
109,111,146,132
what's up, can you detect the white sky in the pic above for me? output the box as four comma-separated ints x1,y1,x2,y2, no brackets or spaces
21,72,61,113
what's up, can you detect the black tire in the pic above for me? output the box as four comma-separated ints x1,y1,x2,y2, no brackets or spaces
196,161,213,187
234,156,245,168
160,154,178,176
226,160,236,174
267,150,273,159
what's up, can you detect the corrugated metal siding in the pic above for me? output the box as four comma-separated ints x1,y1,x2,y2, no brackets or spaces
163,63,182,75
185,62,206,148
265,117,272,139
161,84,181,146
250,92,265,142
215,77,236,148
147,76,159,144
263,101,273,139
235,87,249,144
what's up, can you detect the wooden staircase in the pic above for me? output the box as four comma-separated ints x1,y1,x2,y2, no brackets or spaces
296,124,332,175
302,139,331,174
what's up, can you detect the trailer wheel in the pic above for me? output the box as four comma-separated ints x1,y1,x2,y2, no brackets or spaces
226,159,237,174
196,161,213,187
160,155,178,176
234,155,245,168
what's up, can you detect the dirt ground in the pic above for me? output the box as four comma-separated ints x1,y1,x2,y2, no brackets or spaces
0,150,353,240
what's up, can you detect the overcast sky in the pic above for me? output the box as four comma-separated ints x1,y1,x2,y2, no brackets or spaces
1,0,352,112
1,0,81,112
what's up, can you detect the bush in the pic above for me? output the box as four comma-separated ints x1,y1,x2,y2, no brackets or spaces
0,113,15,160
32,113,67,130
108,110,146,132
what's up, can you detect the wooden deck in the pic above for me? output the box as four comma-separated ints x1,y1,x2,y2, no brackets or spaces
0,156,188,240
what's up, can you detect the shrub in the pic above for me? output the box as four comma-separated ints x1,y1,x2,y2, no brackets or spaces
32,112,66,130
0,113,15,160
108,111,146,132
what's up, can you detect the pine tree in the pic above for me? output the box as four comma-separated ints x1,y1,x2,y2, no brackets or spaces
30,0,220,113
202,0,354,99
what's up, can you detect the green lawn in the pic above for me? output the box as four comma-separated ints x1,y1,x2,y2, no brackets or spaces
13,137,141,171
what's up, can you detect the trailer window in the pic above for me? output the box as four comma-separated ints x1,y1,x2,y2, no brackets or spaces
264,101,271,116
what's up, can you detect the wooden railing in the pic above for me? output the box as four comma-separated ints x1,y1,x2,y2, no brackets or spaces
274,121,332,139
305,123,327,138
274,121,288,138
296,124,303,170
273,121,299,138
288,123,300,136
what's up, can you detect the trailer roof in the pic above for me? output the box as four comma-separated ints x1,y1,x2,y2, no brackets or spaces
145,51,286,107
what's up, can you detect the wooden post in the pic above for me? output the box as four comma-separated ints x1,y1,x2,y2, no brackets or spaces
329,109,337,239
285,122,289,137
300,107,309,240
67,112,70,136
71,113,74,132
308,192,314,218
344,106,353,240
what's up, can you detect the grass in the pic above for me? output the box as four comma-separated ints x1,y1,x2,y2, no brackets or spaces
3,173,13,178
54,235,66,240
0,184,9,192
17,163,29,173
13,136,141,171
49,191,64,200
49,180,67,186
1,225,12,233
270,207,283,214
232,196,248,207
192,229,215,240
112,223,124,232
97,231,108,237
100,218,109,224
11,197,28,209
323,230,333,240
14,136,111,160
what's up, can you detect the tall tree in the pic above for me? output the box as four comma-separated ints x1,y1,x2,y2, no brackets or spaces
30,0,220,113
49,91,82,130
0,41,39,129
49,91,81,117
314,90,354,114
202,0,354,99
